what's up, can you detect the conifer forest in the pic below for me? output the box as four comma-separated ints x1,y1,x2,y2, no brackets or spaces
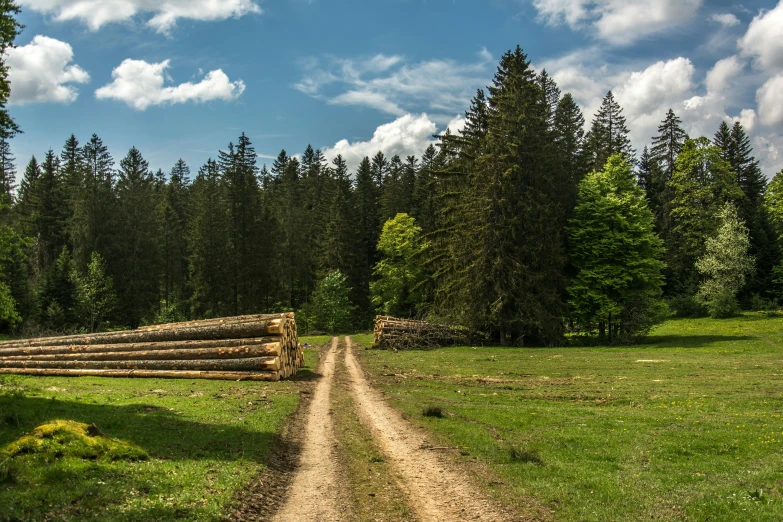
2,43,782,346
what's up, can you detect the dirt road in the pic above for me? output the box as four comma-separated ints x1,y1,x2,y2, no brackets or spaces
272,337,343,522
270,336,512,521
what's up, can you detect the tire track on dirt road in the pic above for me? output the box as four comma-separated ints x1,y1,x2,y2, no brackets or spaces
343,336,512,522
273,337,343,522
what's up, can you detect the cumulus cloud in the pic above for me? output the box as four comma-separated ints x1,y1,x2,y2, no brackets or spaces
20,0,261,33
533,0,702,45
705,55,744,94
757,74,783,127
6,35,90,104
295,51,493,119
95,59,245,110
322,113,440,170
739,1,783,72
539,49,783,173
711,13,740,27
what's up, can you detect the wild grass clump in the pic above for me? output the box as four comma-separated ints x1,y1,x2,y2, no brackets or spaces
422,405,444,418
1,420,147,462
509,445,544,465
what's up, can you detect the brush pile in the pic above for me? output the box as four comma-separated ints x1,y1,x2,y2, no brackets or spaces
0,313,302,381
373,315,471,350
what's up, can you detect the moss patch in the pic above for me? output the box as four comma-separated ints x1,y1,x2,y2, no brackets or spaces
2,419,147,462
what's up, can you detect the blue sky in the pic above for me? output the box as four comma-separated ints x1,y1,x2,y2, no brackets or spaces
6,0,783,180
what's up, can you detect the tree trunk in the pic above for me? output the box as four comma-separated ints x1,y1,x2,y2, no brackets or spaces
0,344,281,362
0,368,280,381
0,338,282,358
0,357,280,372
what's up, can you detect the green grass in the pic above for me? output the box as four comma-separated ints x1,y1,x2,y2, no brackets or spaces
358,315,783,521
0,349,318,522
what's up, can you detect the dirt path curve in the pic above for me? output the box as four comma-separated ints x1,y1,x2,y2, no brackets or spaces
344,336,510,522
273,337,342,522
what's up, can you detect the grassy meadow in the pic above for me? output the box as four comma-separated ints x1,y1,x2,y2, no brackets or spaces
0,348,319,522
355,315,783,521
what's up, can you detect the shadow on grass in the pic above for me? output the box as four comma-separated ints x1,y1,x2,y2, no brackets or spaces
0,394,278,463
644,334,755,348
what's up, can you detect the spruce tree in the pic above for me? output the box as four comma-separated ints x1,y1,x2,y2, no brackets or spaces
37,247,81,331
651,109,688,181
553,92,587,210
114,146,161,326
435,46,568,344
71,134,115,271
187,159,230,317
160,159,190,308
585,91,635,171
15,156,40,237
0,136,14,207
33,149,69,267
80,251,117,332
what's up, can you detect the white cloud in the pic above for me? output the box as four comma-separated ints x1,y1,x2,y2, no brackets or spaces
95,59,245,110
322,113,439,169
20,0,261,33
6,35,90,105
757,73,783,127
295,51,493,119
711,13,740,27
540,49,783,174
533,0,703,45
739,1,783,72
705,55,744,94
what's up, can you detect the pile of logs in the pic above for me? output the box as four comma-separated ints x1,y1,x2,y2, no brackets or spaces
373,316,471,350
0,313,303,381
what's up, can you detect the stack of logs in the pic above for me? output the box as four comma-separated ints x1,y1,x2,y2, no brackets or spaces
0,313,302,381
373,315,471,350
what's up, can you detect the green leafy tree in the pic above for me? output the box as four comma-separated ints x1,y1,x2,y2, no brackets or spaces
309,270,355,333
371,213,427,317
80,251,117,332
568,155,666,343
0,0,22,139
696,203,754,318
666,137,743,295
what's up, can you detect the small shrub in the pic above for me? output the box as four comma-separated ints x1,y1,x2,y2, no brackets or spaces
422,406,444,418
509,444,544,465
706,292,740,319
668,295,707,318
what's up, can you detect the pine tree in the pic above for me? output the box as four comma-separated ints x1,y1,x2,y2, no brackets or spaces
585,91,635,171
33,149,69,267
651,109,688,182
553,92,587,210
187,159,230,317
71,134,115,271
537,69,561,130
219,133,265,314
637,146,667,234
114,146,161,327
37,247,81,331
434,46,568,344
15,156,40,237
160,159,190,308
0,136,14,207
568,155,665,342
411,144,442,235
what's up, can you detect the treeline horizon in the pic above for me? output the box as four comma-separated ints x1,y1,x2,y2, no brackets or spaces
2,46,783,345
